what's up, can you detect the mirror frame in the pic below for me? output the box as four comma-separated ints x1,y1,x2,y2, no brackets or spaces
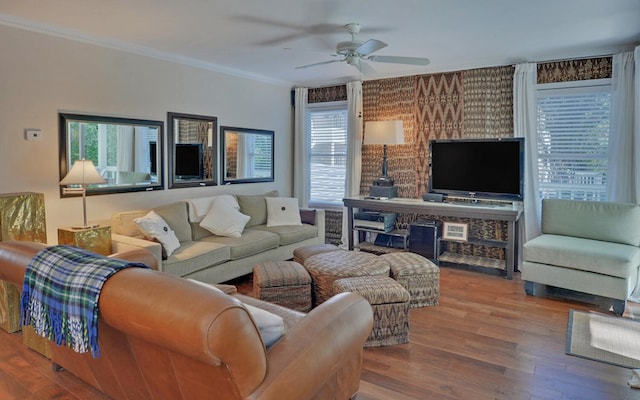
221,126,275,184
59,113,164,197
167,112,218,189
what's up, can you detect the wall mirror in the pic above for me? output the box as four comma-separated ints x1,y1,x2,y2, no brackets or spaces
168,112,217,188
59,113,164,196
221,126,274,184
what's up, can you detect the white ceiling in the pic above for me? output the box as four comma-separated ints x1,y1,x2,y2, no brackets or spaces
1,0,639,87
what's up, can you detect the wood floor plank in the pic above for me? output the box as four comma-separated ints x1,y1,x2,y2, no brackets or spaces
1,266,640,399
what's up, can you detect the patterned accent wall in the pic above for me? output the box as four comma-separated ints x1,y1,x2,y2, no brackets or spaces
537,57,612,84
361,76,417,198
413,72,464,195
324,210,343,246
178,120,214,180
462,66,514,139
308,85,347,103
224,133,238,180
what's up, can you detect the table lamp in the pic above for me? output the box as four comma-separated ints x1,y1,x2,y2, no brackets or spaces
60,159,106,229
364,120,404,198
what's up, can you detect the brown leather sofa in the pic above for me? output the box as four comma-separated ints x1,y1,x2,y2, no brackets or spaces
0,241,373,400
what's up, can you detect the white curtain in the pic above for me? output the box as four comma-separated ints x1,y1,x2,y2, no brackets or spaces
340,81,363,248
513,63,541,242
607,49,638,203
116,125,135,172
293,87,309,207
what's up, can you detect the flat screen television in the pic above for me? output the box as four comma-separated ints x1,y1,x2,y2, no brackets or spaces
429,138,524,201
175,143,203,180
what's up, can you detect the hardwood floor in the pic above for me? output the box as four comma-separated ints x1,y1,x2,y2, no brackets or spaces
1,267,639,399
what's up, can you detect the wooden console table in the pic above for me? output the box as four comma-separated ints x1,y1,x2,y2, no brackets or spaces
343,196,523,279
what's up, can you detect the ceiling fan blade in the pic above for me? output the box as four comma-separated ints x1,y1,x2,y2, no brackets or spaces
357,60,377,75
356,39,387,56
296,59,343,69
366,55,431,66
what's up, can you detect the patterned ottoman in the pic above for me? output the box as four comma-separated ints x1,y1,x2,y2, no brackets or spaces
303,251,390,306
332,276,410,347
293,243,340,264
252,261,312,312
380,252,439,308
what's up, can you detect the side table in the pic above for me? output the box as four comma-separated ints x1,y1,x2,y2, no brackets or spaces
58,225,112,256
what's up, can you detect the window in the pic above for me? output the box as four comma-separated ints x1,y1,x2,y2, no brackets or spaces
306,101,348,208
536,79,611,201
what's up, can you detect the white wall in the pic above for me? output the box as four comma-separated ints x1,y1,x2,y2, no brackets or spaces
0,25,294,243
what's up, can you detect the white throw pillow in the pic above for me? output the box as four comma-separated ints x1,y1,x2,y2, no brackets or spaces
266,197,302,227
134,210,181,256
199,194,250,238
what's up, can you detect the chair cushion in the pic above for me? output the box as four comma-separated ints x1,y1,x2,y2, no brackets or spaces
163,241,230,277
153,202,193,242
542,199,640,246
249,224,318,246
236,190,279,228
202,229,279,260
523,234,640,279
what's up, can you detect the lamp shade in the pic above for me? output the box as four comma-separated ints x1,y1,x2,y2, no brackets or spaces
363,120,404,145
60,160,106,186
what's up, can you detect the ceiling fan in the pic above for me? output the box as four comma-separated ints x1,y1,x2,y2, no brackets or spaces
296,23,430,72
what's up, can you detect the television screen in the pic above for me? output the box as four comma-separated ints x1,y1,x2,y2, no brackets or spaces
175,143,203,179
429,138,524,201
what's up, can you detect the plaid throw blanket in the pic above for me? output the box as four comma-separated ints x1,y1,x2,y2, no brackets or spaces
20,245,149,358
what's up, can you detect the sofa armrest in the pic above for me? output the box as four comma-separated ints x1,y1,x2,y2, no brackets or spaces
248,292,372,400
111,233,163,272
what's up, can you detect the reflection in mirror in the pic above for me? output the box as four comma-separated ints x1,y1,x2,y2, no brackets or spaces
59,113,164,196
168,112,217,188
221,126,274,184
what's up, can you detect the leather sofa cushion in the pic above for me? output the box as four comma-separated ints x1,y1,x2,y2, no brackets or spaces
203,230,279,260
163,241,230,277
523,234,640,278
249,224,318,246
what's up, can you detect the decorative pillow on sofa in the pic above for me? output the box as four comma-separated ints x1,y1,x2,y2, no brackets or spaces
134,210,181,257
199,194,250,238
266,197,302,227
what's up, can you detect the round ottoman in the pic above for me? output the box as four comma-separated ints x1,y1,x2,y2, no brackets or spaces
332,276,410,347
380,252,439,308
303,251,390,306
293,243,340,264
253,261,312,312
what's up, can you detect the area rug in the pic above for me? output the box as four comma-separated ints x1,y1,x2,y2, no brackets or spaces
566,310,640,369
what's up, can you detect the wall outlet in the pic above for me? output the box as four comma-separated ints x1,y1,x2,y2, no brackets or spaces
25,129,42,141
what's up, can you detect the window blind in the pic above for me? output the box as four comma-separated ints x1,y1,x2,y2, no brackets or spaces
536,83,611,202
306,104,348,206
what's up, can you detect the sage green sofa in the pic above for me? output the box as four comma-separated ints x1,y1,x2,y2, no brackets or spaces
522,199,640,314
109,192,325,284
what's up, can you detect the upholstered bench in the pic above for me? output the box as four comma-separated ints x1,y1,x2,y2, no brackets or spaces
293,243,340,264
332,276,410,347
252,261,312,312
303,251,390,305
380,252,440,308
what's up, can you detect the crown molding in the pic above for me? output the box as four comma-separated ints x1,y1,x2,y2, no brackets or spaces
0,13,292,88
